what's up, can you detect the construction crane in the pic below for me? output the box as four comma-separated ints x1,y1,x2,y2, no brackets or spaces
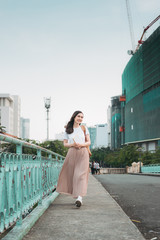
135,15,160,52
125,0,136,53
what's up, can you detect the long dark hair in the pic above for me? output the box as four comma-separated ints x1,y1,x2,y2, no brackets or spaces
66,110,83,134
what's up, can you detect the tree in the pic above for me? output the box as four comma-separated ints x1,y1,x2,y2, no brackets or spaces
39,140,68,157
104,150,121,167
141,151,153,165
90,147,112,167
0,138,67,157
1,142,16,153
0,138,39,154
0,125,6,133
151,147,160,164
119,144,139,166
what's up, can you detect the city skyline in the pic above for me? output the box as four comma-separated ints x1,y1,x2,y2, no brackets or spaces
0,0,159,141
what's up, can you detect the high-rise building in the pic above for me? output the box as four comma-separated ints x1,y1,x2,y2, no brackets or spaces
20,118,30,139
109,26,160,152
0,94,14,135
88,126,96,149
121,26,160,152
95,124,108,148
12,95,21,137
0,94,21,138
88,124,108,149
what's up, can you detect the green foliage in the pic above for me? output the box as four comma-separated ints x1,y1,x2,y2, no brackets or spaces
141,151,153,165
104,151,121,167
90,144,160,167
90,147,112,167
119,144,139,166
0,125,6,133
39,140,68,157
0,138,39,154
153,148,160,164
90,145,140,167
1,142,16,153
0,138,67,157
22,139,38,155
140,147,160,165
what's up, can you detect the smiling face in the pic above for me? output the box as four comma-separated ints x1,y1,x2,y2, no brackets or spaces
74,112,84,125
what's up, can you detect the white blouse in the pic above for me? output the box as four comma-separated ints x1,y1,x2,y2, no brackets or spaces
64,126,90,144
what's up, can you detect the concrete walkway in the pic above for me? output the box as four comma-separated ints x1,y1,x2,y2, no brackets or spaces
4,174,145,240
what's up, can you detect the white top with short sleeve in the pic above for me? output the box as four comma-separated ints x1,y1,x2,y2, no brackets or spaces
64,126,89,144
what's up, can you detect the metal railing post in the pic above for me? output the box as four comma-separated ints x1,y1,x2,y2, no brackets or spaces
37,149,42,205
16,143,23,226
48,154,52,195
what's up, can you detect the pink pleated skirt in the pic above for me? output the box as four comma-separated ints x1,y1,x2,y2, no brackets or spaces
56,147,89,198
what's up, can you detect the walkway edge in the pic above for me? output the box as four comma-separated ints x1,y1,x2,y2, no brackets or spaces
129,173,160,177
2,191,59,240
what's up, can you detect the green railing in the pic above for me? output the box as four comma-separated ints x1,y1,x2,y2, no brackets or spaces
141,164,160,173
0,133,64,233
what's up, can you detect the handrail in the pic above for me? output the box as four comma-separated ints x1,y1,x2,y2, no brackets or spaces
0,133,64,158
0,133,65,233
141,164,160,173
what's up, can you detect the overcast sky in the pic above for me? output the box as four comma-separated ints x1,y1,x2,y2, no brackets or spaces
0,0,160,141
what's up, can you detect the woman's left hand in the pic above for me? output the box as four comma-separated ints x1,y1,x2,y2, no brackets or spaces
75,143,82,149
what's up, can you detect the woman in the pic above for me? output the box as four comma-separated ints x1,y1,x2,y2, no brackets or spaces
56,110,91,207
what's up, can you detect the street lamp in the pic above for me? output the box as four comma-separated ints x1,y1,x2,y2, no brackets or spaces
137,147,143,173
44,97,51,140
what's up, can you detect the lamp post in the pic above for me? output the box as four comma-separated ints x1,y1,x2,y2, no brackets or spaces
137,147,143,173
44,97,51,140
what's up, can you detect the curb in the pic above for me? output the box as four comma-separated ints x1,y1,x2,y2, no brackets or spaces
128,173,160,177
2,192,59,240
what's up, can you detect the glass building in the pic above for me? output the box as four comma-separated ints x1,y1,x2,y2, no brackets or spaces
88,126,96,149
121,26,160,151
20,118,30,139
88,124,108,149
